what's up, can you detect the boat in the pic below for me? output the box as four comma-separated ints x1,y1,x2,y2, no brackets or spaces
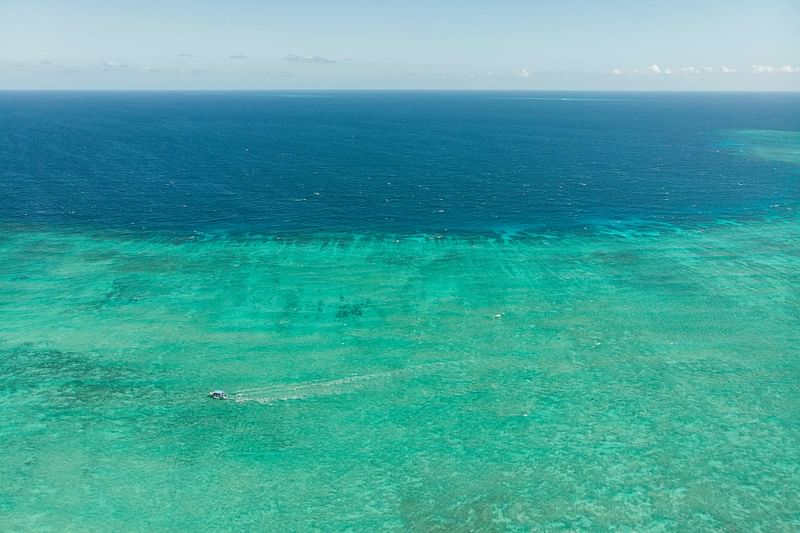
208,390,228,400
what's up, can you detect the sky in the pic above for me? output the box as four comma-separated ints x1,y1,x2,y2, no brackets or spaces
1,0,799,90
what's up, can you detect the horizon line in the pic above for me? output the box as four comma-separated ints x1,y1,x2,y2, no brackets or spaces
1,88,799,94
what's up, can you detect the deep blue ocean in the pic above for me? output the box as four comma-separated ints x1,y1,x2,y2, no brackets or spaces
1,91,798,235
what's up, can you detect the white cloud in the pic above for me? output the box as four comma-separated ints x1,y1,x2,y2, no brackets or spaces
517,68,530,79
611,64,749,76
750,65,799,74
611,63,756,76
99,60,131,71
228,54,248,60
285,54,338,64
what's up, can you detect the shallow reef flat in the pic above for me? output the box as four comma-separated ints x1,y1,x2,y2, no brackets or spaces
1,216,799,531
719,128,800,166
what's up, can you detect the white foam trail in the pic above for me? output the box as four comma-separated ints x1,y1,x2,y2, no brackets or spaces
233,362,450,404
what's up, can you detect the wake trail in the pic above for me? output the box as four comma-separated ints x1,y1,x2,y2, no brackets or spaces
233,361,452,404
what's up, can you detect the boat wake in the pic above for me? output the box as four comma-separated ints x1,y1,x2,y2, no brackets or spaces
233,362,449,404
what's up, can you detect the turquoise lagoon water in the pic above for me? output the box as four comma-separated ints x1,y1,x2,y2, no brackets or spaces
1,92,800,531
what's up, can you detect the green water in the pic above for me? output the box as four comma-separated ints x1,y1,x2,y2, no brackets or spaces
2,217,800,531
720,129,800,166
